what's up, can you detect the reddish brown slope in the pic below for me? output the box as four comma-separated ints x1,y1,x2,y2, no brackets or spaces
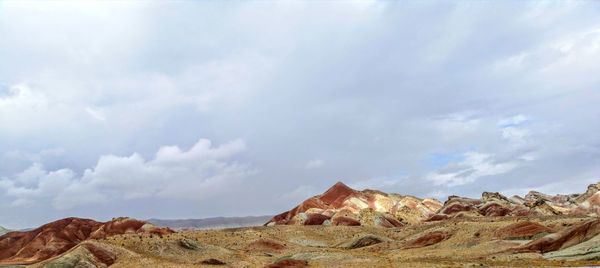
513,218,600,253
0,217,173,265
267,182,441,227
494,221,554,240
269,182,358,225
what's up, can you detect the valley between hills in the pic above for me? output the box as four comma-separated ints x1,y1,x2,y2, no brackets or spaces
4,182,600,267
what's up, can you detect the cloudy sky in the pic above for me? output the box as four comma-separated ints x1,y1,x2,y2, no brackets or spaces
1,1,600,228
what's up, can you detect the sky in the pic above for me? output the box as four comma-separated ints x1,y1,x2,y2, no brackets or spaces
1,1,600,229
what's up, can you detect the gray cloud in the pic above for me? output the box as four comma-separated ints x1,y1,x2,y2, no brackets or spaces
1,1,600,228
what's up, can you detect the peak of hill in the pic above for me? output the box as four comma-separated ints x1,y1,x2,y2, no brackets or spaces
266,182,442,227
0,217,173,265
267,182,600,227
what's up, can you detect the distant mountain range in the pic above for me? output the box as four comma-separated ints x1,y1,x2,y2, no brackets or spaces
147,215,272,230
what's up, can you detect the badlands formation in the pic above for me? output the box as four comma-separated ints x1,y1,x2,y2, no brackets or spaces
266,182,600,227
3,182,600,267
0,217,173,266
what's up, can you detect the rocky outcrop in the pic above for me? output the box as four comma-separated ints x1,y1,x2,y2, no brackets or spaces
266,182,441,228
37,242,116,268
266,259,309,268
270,181,600,227
200,258,227,265
427,183,600,221
290,213,331,225
0,217,173,265
179,238,201,250
544,234,600,260
338,234,389,249
245,239,287,252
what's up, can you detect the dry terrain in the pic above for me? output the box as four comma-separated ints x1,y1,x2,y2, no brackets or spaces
21,215,600,267
5,182,600,267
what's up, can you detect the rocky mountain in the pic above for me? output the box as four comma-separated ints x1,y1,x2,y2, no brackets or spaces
0,217,173,265
426,182,600,222
266,182,442,227
148,215,272,230
267,182,600,227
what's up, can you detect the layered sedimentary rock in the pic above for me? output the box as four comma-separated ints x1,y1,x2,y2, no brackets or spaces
402,231,451,249
494,221,554,240
427,183,600,221
266,182,442,227
513,218,600,254
269,182,600,227
0,217,173,265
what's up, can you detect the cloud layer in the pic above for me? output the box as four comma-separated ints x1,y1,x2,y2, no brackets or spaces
2,1,600,228
1,139,251,210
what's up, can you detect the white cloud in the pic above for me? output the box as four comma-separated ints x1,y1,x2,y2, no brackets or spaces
502,127,531,143
305,158,324,169
493,26,600,89
0,84,50,129
3,148,66,163
279,185,320,202
349,177,406,191
85,107,106,121
0,138,253,209
0,165,75,207
498,115,529,127
426,190,450,200
427,151,519,187
501,175,600,198
0,83,96,137
427,113,537,187
431,111,482,142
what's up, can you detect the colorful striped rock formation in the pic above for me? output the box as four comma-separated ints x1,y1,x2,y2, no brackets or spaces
266,182,442,227
0,217,173,265
269,182,600,227
427,182,600,221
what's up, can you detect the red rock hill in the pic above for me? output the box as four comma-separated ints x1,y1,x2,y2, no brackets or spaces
266,182,442,227
0,217,173,265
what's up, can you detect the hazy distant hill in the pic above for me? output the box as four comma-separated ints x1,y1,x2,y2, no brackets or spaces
147,215,272,230
0,226,9,236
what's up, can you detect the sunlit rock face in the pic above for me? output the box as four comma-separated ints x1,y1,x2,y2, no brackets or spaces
266,182,441,227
